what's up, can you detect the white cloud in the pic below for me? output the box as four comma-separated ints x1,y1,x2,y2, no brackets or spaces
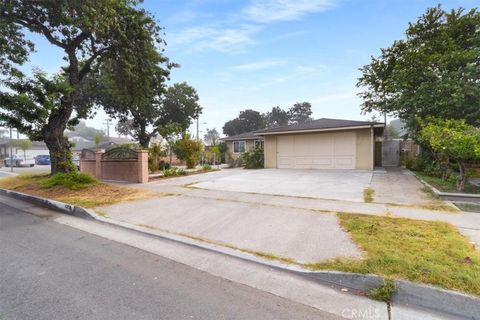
232,59,287,71
262,64,328,85
168,25,258,53
244,0,335,23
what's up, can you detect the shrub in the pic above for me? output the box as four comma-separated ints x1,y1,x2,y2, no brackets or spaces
163,167,187,177
413,153,440,176
159,160,170,170
242,147,264,169
173,134,203,169
40,172,97,190
202,164,212,171
228,155,244,168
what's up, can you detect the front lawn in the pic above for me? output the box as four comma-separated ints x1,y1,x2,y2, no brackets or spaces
0,173,159,208
306,213,480,297
415,171,480,194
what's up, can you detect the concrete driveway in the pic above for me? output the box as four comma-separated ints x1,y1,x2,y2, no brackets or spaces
97,169,371,263
193,169,373,202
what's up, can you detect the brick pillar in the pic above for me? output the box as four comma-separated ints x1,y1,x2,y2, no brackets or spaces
137,150,149,183
95,150,105,179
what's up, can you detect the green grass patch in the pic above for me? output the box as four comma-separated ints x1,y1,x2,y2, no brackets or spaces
39,172,97,190
454,202,480,213
415,172,480,194
367,279,396,302
363,188,374,203
306,213,480,297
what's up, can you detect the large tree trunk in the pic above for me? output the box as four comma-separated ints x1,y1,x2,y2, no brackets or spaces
456,160,467,192
44,99,75,175
138,123,151,149
44,49,79,175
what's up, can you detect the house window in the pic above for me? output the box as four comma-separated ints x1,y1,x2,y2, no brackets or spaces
254,140,264,149
233,141,246,153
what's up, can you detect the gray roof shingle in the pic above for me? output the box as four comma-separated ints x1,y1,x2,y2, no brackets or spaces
254,118,384,134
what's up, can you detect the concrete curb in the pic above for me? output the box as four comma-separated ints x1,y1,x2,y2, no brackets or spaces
2,188,479,319
0,188,94,220
411,171,480,204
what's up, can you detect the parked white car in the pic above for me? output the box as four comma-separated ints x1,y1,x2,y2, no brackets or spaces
4,155,35,167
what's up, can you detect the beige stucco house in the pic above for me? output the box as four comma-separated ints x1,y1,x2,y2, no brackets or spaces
222,131,264,161
222,118,384,170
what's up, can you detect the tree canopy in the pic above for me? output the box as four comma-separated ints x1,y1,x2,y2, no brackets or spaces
288,102,313,125
223,109,265,136
264,106,289,128
222,102,314,136
203,128,220,146
358,6,480,133
0,0,166,173
418,118,480,191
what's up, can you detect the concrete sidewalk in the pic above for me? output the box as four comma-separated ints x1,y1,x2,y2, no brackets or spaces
99,194,362,263
111,168,480,254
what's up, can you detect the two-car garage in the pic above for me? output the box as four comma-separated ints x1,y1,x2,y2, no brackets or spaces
258,118,384,171
276,131,357,169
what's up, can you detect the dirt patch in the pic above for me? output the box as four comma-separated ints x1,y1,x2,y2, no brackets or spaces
0,174,161,208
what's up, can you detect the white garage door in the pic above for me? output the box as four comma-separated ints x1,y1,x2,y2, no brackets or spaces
276,132,356,169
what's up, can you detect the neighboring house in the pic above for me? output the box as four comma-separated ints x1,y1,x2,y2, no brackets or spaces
72,137,134,157
221,132,264,160
69,136,93,143
221,118,385,170
0,139,49,158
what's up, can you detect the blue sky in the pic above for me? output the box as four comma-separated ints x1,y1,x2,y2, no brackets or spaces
23,0,477,137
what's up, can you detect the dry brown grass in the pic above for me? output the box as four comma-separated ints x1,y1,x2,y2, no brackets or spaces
0,174,161,208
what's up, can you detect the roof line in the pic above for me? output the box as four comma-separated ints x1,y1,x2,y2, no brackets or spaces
254,124,385,136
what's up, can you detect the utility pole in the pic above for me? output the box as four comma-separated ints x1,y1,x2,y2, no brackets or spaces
9,127,13,173
196,117,199,142
103,119,111,138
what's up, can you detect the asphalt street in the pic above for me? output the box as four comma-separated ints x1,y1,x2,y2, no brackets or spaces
0,202,340,320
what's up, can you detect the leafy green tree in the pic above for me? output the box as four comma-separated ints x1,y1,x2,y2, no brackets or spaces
94,131,102,149
418,119,480,191
264,106,289,127
218,141,228,163
158,122,183,166
211,145,220,167
358,6,480,133
173,134,203,169
223,109,265,136
203,128,220,146
15,139,32,160
157,82,202,132
0,0,166,174
288,102,313,125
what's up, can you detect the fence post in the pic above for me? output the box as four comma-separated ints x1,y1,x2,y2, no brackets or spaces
137,150,149,183
95,150,105,179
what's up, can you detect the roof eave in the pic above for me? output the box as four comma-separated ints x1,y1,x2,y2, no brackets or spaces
254,124,385,136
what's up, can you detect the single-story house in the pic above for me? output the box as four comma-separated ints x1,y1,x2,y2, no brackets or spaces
221,131,264,160
221,118,384,170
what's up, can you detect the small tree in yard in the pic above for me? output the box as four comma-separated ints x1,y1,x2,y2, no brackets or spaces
419,119,480,191
158,123,183,166
94,132,102,150
211,145,220,168
173,134,202,169
16,139,32,160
